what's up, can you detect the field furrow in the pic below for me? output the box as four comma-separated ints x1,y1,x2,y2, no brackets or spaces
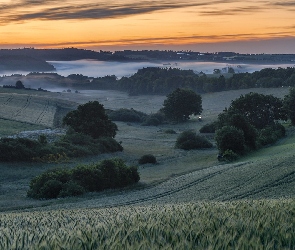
0,93,59,127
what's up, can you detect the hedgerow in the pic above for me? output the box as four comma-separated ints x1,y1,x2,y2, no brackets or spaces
27,158,140,199
0,131,122,162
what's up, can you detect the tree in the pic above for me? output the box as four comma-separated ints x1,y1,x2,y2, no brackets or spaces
284,87,295,125
217,111,257,150
161,88,202,122
215,126,245,154
227,92,287,129
15,80,25,89
63,101,118,139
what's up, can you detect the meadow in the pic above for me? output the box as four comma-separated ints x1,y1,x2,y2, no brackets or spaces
0,86,295,248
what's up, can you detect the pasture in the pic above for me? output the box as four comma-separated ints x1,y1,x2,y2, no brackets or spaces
0,86,295,248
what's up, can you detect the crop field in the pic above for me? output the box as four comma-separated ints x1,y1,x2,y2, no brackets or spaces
0,86,295,248
0,199,294,249
0,88,76,129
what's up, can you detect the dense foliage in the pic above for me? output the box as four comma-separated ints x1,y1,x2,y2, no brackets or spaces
215,92,287,158
284,87,295,125
215,126,246,154
63,101,118,139
0,131,122,162
161,88,202,122
27,158,140,199
175,130,213,150
226,92,287,129
83,67,295,95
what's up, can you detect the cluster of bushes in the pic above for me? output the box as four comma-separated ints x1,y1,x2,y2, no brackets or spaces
175,130,213,150
27,158,140,199
108,108,167,126
213,93,288,161
0,131,123,162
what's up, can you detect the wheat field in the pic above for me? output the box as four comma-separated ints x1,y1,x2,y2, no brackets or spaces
0,200,294,249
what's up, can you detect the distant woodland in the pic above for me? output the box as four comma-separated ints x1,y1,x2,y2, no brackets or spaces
1,66,295,95
0,55,55,72
0,47,295,62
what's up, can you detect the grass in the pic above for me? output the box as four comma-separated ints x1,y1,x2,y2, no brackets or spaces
0,118,46,137
0,199,294,249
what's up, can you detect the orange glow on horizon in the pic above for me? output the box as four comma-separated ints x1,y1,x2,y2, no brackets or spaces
0,1,295,53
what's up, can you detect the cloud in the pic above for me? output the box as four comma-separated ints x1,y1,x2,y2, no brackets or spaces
272,1,295,7
0,0,238,24
199,5,264,16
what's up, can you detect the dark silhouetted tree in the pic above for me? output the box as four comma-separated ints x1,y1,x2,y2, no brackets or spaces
63,101,117,139
161,88,202,122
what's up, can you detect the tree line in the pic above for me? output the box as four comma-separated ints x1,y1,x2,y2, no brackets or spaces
87,66,295,95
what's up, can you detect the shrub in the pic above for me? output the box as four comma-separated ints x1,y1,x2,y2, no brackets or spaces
222,149,239,162
27,168,71,199
27,158,140,199
215,126,245,154
97,137,123,153
58,181,86,198
138,154,157,164
39,180,63,199
71,165,103,192
199,122,216,133
108,108,147,122
257,123,286,146
142,112,166,126
175,130,213,150
0,138,41,161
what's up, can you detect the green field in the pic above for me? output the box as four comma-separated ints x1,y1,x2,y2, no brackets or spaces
0,86,295,249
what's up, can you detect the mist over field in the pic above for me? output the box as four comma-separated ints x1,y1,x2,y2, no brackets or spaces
49,60,295,78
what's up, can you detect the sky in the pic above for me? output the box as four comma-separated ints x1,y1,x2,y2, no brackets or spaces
0,0,295,53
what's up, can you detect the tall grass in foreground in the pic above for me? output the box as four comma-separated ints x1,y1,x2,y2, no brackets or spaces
0,199,294,249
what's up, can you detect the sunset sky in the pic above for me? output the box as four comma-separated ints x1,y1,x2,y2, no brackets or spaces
0,0,295,53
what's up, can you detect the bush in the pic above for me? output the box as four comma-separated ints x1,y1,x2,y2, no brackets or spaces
108,108,147,122
222,149,239,162
138,154,157,164
199,122,216,133
27,168,71,199
97,137,123,153
215,126,245,154
27,158,140,199
0,138,41,161
39,180,63,199
142,112,166,126
257,123,286,146
175,130,213,150
58,181,86,198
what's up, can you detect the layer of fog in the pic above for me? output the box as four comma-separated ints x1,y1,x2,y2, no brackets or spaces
49,60,295,78
0,60,294,92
